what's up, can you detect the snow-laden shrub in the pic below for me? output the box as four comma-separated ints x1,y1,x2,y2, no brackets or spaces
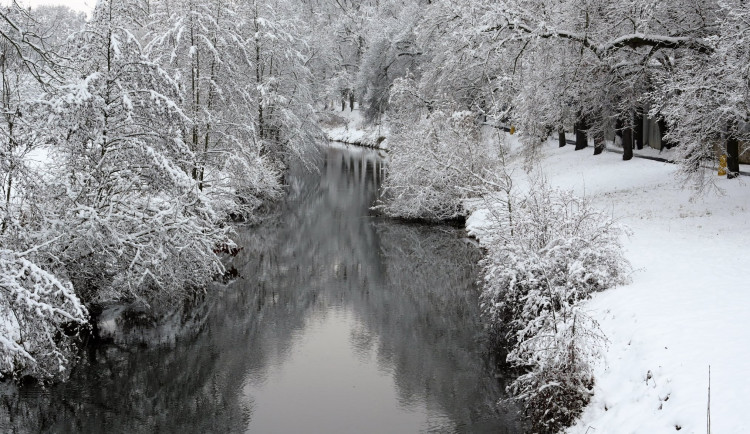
0,250,88,378
49,187,229,305
480,183,629,432
507,309,602,432
204,151,283,223
377,78,501,221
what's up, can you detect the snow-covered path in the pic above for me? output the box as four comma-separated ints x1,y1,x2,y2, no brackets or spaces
468,138,750,433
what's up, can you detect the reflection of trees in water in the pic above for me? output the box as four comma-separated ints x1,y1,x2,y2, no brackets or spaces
0,250,325,433
352,222,521,432
0,145,520,433
0,294,251,432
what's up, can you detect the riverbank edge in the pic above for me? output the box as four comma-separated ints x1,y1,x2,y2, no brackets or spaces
328,139,387,150
465,133,749,433
319,108,390,150
326,117,748,431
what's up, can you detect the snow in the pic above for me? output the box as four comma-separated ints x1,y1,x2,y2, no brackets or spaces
320,105,389,150
9,0,94,16
466,133,750,434
23,146,53,171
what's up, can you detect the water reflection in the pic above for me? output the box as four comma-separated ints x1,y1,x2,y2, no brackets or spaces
0,144,520,433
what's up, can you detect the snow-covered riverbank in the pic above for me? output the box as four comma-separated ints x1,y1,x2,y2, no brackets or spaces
467,135,749,433
320,107,389,150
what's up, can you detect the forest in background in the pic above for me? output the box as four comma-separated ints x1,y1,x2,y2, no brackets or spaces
2,0,749,430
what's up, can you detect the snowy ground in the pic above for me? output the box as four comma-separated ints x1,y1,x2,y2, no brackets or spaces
320,105,389,150
466,134,749,434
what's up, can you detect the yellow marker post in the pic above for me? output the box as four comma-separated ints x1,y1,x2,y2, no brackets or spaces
718,155,727,176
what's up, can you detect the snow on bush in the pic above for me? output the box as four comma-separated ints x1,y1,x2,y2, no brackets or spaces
479,182,630,432
0,249,88,378
377,78,502,221
204,151,283,223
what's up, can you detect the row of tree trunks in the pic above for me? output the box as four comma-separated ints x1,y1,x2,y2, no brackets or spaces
572,115,604,154
572,110,643,160
560,111,740,179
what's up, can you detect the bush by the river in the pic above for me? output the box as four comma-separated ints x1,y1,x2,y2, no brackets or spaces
376,78,503,221
479,183,630,432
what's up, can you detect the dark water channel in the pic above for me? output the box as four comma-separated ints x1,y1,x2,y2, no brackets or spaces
0,144,520,433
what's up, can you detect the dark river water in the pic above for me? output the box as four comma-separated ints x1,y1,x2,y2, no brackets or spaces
0,144,521,433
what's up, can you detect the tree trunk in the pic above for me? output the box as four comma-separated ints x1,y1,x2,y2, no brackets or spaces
634,109,644,150
727,122,740,179
622,125,633,161
255,16,264,143
593,131,605,155
558,127,566,148
615,117,623,141
575,117,588,150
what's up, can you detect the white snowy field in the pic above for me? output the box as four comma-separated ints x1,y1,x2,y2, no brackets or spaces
466,135,750,434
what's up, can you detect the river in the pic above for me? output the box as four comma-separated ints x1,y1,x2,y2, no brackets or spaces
0,144,521,433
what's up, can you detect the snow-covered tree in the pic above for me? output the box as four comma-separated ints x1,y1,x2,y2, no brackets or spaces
144,0,282,219
0,0,368,380
0,2,87,379
354,1,428,123
655,0,748,186
245,0,322,163
1,2,61,226
395,0,725,168
296,0,367,111
145,0,322,219
415,0,517,122
40,0,229,303
377,77,503,220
